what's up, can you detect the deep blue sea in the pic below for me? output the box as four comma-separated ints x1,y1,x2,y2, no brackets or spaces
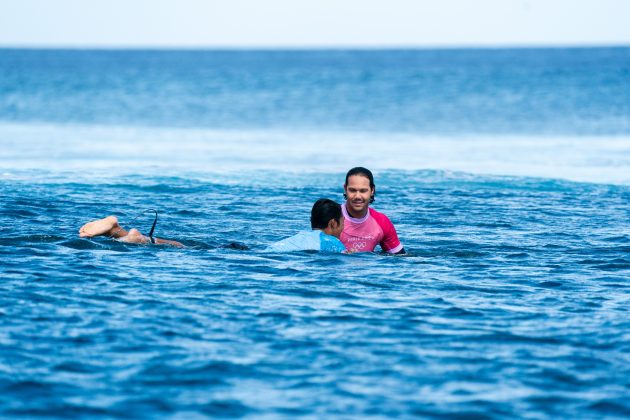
0,48,629,418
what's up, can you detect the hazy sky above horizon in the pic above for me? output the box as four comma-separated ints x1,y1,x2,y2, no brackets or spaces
1,0,629,48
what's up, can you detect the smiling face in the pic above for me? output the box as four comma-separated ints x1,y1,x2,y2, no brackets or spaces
344,174,374,218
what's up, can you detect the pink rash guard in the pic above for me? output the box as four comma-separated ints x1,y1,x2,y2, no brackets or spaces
340,205,403,253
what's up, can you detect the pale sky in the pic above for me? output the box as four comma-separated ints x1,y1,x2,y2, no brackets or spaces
1,0,629,48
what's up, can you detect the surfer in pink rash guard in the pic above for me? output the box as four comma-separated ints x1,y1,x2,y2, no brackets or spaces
341,167,406,254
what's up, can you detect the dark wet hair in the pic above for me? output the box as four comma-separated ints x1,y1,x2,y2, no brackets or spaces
311,198,342,229
344,166,375,203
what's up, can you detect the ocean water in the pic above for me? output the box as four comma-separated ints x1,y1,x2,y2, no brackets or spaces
0,48,629,418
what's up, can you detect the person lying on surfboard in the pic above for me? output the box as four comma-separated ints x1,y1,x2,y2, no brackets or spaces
79,213,184,247
78,199,345,252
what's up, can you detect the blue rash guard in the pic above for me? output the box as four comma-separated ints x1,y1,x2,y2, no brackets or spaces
266,230,347,253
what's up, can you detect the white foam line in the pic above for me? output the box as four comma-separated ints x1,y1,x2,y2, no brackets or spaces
1,122,629,185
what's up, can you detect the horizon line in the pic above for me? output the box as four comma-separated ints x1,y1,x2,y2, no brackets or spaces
1,42,629,51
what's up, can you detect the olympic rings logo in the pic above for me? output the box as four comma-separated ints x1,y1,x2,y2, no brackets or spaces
352,241,367,251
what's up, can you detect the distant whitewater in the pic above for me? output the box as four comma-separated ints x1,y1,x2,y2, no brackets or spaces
1,47,629,183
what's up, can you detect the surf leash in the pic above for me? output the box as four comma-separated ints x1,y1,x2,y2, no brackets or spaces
147,209,158,244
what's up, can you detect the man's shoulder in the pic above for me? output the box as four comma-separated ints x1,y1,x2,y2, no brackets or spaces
368,207,393,223
267,230,320,252
318,232,346,253
284,230,319,243
368,207,401,239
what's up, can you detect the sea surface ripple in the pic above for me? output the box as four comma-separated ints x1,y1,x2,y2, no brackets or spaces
1,169,628,418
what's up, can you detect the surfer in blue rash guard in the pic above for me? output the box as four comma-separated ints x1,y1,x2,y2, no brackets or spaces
266,198,347,253
80,199,347,252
